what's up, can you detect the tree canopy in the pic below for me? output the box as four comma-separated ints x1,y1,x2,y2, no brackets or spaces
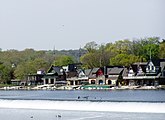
0,49,78,81
53,55,74,66
0,37,164,82
80,37,163,68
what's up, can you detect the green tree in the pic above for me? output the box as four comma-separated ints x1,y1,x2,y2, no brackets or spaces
54,55,74,66
80,52,101,68
159,40,165,58
110,54,141,66
84,41,98,53
14,58,49,79
98,44,111,67
113,39,132,54
81,42,112,68
143,44,159,60
132,37,160,60
0,63,12,84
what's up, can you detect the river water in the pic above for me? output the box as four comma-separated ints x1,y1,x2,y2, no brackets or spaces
0,90,165,120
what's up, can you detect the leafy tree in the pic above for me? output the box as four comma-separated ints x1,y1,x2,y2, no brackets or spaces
110,54,141,66
84,41,98,53
104,43,117,59
103,40,133,65
14,58,49,79
80,52,101,68
143,44,159,60
81,42,113,68
98,44,111,67
132,37,160,60
159,41,165,58
0,63,12,84
54,55,74,66
113,40,132,54
32,58,49,70
0,37,162,83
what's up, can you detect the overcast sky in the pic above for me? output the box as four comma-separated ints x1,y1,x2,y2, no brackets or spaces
0,0,164,51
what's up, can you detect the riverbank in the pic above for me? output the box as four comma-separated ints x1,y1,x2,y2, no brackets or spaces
0,84,165,90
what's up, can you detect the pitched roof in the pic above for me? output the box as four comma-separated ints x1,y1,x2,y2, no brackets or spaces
84,69,92,76
53,66,63,75
133,62,148,65
67,71,77,78
108,67,124,75
91,68,100,73
149,59,165,66
88,68,101,78
160,62,165,71
122,68,128,77
131,64,146,73
47,65,64,75
78,70,86,76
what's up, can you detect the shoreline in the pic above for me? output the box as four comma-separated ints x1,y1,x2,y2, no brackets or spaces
0,85,165,90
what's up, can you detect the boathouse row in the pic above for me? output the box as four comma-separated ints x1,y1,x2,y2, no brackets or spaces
25,59,165,87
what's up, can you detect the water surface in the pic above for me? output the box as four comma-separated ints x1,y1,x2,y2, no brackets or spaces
0,90,165,120
0,90,165,102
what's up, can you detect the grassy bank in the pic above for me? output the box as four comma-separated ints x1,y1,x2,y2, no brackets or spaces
0,84,17,88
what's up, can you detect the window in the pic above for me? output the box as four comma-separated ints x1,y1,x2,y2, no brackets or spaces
108,80,111,85
51,79,54,84
148,66,150,70
45,79,48,84
91,80,95,84
99,80,103,85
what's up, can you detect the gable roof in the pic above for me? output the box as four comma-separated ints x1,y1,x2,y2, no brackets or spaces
133,62,148,66
122,68,128,77
84,69,92,76
149,60,159,67
78,69,85,75
160,62,165,72
47,65,64,75
67,71,77,78
148,59,165,67
62,66,69,72
131,64,146,73
88,68,103,78
91,68,100,73
107,67,124,75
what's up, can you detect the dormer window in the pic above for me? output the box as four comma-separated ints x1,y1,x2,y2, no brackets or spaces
137,66,145,76
151,66,154,70
147,66,150,71
149,64,155,71
129,69,134,74
146,61,156,73
128,68,135,77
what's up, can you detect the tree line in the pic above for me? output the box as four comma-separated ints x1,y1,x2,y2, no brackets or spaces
0,49,84,84
0,37,165,84
81,37,165,68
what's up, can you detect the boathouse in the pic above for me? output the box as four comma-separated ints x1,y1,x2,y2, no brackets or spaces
88,68,105,85
42,65,67,86
123,59,165,86
105,66,124,86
